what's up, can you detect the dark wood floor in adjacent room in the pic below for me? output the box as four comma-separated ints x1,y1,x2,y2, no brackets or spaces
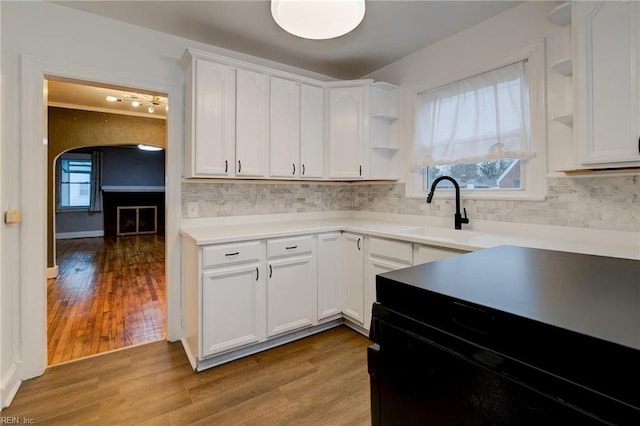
48,235,166,365
3,326,372,425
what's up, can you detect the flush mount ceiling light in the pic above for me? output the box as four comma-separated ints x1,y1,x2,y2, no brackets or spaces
271,0,365,40
106,93,168,114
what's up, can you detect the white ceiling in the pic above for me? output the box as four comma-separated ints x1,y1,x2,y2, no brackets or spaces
47,79,168,119
54,0,523,80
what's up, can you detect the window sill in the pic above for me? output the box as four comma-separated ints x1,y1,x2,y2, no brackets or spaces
405,191,546,202
56,208,91,213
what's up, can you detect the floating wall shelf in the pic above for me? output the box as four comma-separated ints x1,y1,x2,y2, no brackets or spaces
552,114,574,128
551,58,573,76
549,2,571,27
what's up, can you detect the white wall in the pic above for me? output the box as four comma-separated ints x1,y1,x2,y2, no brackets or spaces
0,0,335,408
365,1,561,189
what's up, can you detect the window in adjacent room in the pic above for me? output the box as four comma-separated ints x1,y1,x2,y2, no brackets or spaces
411,60,536,193
58,154,92,209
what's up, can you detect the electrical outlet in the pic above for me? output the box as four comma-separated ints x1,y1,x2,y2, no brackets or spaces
186,202,199,218
4,209,22,224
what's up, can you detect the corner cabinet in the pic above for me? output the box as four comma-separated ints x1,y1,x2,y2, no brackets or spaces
573,0,640,167
328,86,367,178
327,81,400,179
340,232,365,324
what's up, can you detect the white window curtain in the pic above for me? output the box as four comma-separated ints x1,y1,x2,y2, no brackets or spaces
410,61,535,170
88,150,103,212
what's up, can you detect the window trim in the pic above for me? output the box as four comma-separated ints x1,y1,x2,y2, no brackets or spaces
57,153,93,211
406,40,547,201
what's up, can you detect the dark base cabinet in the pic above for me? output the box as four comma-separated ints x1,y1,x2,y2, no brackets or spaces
368,246,640,426
368,317,608,425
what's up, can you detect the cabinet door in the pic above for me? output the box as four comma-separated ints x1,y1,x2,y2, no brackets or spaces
270,77,301,178
328,87,366,178
413,245,462,265
191,59,236,176
267,254,316,337
574,0,640,166
236,69,269,176
300,85,324,178
341,232,364,324
365,257,407,331
201,262,266,357
317,233,341,321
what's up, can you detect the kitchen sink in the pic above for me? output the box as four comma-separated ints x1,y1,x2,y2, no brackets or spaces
395,226,512,248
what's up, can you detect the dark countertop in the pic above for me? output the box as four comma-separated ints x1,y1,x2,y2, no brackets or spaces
377,245,640,351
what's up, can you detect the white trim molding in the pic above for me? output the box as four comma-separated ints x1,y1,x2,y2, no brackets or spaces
55,230,104,240
46,266,59,280
0,363,21,409
18,54,183,389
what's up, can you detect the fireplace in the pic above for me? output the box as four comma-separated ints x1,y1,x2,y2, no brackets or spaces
102,190,164,236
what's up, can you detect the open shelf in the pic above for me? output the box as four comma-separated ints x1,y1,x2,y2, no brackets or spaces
549,2,571,27
552,114,574,128
371,113,399,122
551,58,573,77
372,146,400,153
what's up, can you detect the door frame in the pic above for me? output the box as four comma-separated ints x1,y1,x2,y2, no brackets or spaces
20,54,182,379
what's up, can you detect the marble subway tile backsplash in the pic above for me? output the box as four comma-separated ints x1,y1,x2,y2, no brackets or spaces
183,175,639,232
182,182,353,217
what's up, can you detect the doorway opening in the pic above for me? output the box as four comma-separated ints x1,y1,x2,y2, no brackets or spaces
46,78,168,365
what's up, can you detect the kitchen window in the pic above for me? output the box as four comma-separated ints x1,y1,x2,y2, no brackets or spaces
408,42,547,200
58,154,92,209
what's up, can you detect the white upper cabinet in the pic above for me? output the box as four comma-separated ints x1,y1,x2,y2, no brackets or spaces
573,0,640,167
328,86,366,178
181,49,397,181
184,58,236,177
300,85,325,178
236,69,269,177
270,77,301,178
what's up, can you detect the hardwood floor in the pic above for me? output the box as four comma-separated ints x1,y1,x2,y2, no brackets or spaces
3,326,372,425
48,235,166,365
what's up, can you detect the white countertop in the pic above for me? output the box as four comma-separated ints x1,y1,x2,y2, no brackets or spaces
180,211,640,260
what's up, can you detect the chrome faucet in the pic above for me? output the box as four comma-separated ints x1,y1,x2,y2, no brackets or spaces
426,176,469,230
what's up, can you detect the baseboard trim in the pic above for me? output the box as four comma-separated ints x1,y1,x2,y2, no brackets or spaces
0,363,21,409
55,230,104,240
46,265,59,279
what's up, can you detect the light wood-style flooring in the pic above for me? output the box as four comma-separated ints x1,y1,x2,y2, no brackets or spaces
48,235,166,365
3,326,372,425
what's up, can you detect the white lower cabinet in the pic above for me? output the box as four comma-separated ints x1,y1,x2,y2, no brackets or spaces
365,238,414,330
413,244,462,265
181,229,468,371
266,236,316,337
317,233,341,321
201,241,266,358
341,232,365,324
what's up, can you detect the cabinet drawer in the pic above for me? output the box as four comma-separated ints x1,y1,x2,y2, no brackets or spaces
267,235,314,259
202,241,263,268
369,237,413,265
